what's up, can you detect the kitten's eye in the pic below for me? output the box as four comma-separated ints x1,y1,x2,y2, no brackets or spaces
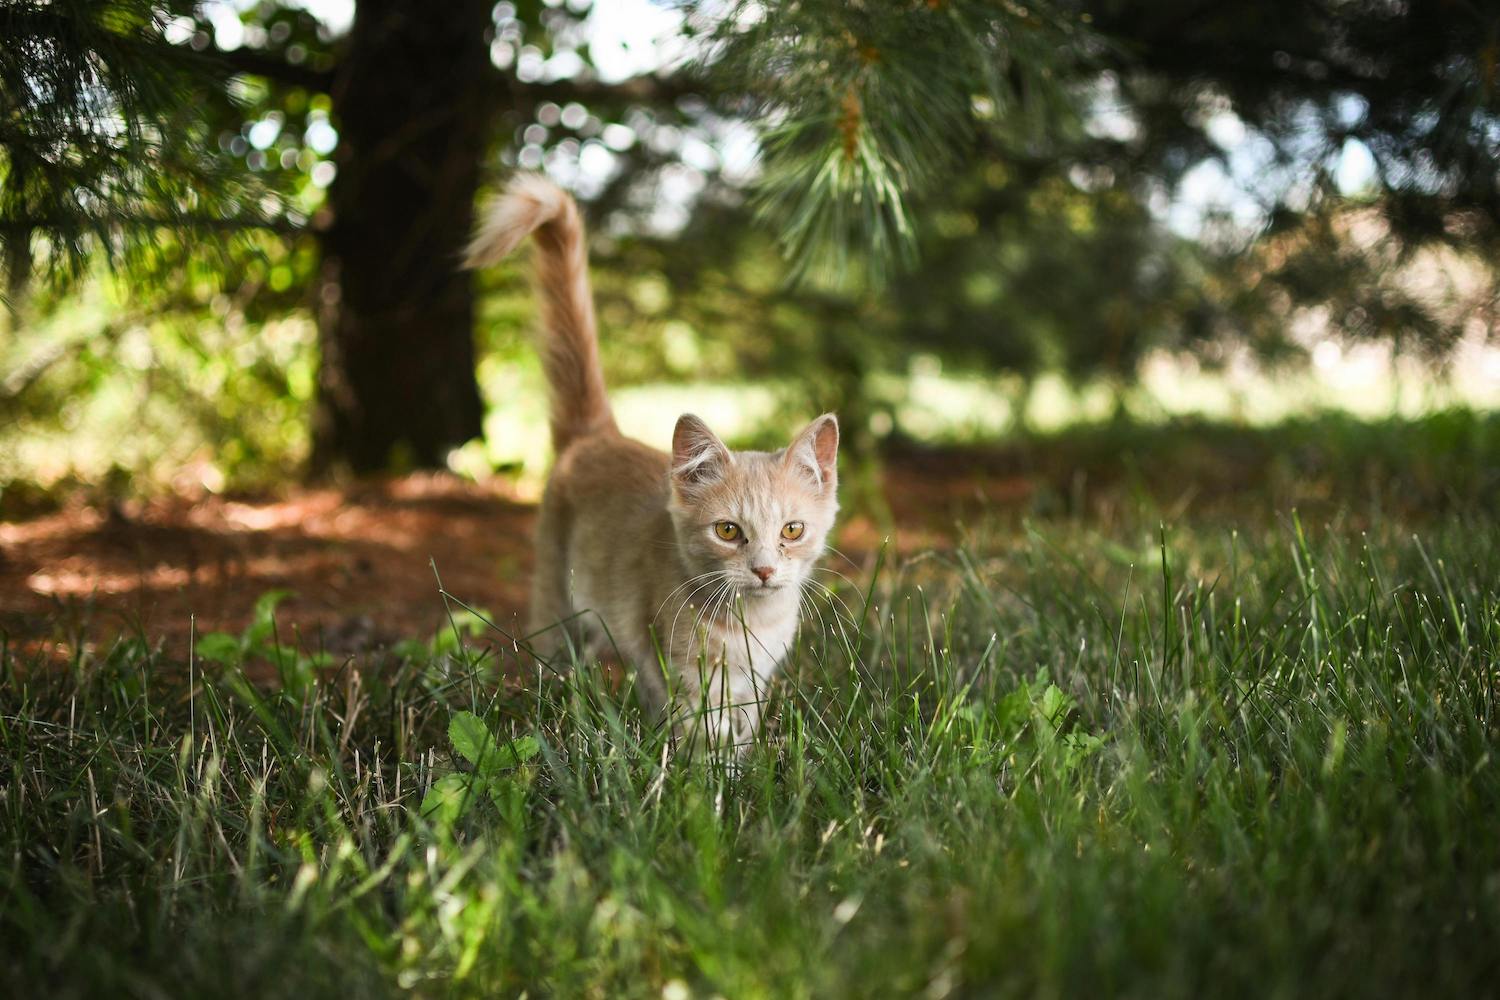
714,521,742,542
781,521,805,541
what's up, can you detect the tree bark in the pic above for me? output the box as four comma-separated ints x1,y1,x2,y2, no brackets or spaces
312,0,494,473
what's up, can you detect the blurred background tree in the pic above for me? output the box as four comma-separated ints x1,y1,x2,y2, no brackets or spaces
2,0,1496,494
2,0,705,473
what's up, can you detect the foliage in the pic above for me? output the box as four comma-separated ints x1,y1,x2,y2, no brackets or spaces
4,479,1499,995
0,0,336,293
3,0,1497,482
883,157,1209,380
704,0,1096,285
1090,0,1500,247
1076,0,1500,358
419,711,539,832
0,254,320,497
193,589,331,694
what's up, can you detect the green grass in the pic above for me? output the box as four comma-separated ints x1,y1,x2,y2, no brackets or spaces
4,445,1500,996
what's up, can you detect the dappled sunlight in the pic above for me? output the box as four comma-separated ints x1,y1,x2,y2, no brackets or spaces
471,347,1500,496
1,451,1037,653
1,476,537,655
9,413,1491,662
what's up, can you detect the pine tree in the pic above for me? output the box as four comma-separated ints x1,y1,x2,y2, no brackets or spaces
0,0,279,302
6,0,1495,475
0,1,694,470
702,0,1095,285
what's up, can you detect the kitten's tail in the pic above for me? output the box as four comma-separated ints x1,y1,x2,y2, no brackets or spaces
465,174,615,451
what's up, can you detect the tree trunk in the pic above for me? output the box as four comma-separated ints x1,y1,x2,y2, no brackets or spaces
312,0,494,473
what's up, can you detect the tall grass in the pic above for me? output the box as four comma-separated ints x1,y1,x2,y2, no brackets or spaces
4,505,1499,997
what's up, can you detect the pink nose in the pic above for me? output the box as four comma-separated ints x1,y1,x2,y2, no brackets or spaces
752,565,776,583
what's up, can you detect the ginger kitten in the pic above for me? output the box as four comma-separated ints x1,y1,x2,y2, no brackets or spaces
465,175,839,754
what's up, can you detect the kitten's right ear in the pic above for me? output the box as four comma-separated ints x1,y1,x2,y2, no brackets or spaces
671,414,731,491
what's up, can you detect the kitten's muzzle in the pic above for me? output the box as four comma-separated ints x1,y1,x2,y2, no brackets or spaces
740,584,784,598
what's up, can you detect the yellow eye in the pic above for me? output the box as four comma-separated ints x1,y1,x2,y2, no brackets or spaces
714,521,742,542
781,521,805,541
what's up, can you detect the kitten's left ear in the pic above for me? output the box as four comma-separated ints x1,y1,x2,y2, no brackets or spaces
785,413,839,492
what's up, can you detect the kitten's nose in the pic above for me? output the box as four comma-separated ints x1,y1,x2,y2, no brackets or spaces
752,565,776,583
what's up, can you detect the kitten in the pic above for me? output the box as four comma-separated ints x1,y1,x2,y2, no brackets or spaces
465,175,840,754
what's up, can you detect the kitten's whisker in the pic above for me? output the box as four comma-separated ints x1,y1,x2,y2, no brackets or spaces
807,579,860,627
805,581,861,647
708,581,750,659
689,582,740,690
810,578,858,617
824,543,863,570
697,582,730,634
686,580,733,662
711,583,743,638
811,569,867,630
804,598,848,650
659,568,729,606
675,581,733,668
723,590,780,660
813,565,863,591
655,570,729,621
665,576,728,645
666,573,732,664
798,585,831,642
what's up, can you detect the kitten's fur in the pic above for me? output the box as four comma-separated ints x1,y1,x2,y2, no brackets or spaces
466,175,839,752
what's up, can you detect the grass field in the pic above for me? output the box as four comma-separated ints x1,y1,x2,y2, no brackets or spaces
4,414,1499,998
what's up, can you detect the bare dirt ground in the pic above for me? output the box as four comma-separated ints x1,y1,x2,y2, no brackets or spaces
1,451,1035,663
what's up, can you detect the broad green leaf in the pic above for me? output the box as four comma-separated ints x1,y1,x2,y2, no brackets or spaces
245,589,295,646
1063,731,1105,769
448,711,496,770
1035,683,1070,728
418,772,474,829
498,735,541,768
994,683,1033,735
277,653,318,696
391,638,429,660
193,631,242,665
431,608,497,654
484,769,533,829
448,712,539,775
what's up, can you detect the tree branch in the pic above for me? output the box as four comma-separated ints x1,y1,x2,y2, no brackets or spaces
1,214,307,235
205,46,336,92
508,72,713,112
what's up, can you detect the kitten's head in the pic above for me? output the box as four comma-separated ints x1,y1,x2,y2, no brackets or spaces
667,413,840,598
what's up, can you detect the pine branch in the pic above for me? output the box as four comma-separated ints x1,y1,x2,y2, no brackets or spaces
196,44,335,92
511,72,709,110
1,213,305,234
0,0,291,287
699,0,1098,287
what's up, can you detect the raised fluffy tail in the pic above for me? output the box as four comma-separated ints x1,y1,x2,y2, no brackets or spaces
465,174,615,452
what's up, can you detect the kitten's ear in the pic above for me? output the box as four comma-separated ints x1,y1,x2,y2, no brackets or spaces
672,414,731,490
785,413,839,492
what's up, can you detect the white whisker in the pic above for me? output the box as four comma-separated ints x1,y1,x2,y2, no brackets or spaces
823,543,864,570
814,565,863,591
666,573,732,665
686,580,734,666
807,579,860,630
798,584,831,643
656,570,729,620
